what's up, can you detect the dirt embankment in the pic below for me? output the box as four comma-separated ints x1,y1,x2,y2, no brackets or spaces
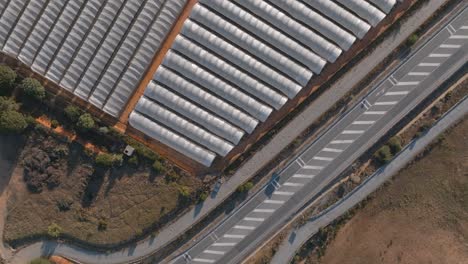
308,117,468,264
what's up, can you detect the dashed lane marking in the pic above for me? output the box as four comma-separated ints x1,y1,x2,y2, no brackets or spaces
283,182,305,187
352,120,376,125
213,243,237,247
233,225,256,230
273,191,294,196
253,208,276,213
385,91,409,96
193,258,215,263
408,72,430,76
203,250,225,255
264,199,285,204
428,53,451,57
440,44,461,48
364,111,386,115
330,140,354,144
418,62,440,66
292,174,315,179
223,234,246,239
303,165,324,170
244,217,265,222
342,130,365,134
313,156,334,161
396,81,420,86
322,147,343,152
375,101,398,105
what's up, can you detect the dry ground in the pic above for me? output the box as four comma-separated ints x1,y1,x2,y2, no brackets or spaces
300,117,468,264
2,129,202,247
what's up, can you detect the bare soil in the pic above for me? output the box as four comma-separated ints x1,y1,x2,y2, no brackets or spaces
2,128,202,248
301,116,468,264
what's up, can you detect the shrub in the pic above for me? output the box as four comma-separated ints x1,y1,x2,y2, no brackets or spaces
56,198,73,211
98,219,108,231
47,223,62,238
374,145,393,164
50,119,59,129
20,78,45,101
64,105,81,122
152,160,166,174
0,96,19,111
98,126,110,135
198,191,209,202
407,34,419,46
0,110,27,134
0,65,16,96
127,155,139,167
76,113,95,132
95,153,122,167
25,115,37,126
178,186,191,199
388,136,402,154
165,171,180,182
237,181,254,193
29,258,52,264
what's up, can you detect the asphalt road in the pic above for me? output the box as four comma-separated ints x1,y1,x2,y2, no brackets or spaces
173,8,468,264
271,94,468,264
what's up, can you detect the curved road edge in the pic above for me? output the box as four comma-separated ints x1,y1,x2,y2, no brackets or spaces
271,94,468,264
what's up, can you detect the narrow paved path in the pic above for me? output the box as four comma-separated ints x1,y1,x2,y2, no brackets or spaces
3,0,453,263
271,95,468,264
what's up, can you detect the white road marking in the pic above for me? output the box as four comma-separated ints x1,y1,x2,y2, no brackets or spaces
296,158,306,167
193,258,215,263
364,111,386,115
440,44,461,48
408,72,429,76
253,208,275,213
418,62,440,66
342,130,364,134
461,26,468,29
303,165,324,170
213,242,237,247
375,101,398,105
396,81,419,86
283,182,304,187
428,53,451,57
273,191,294,196
203,250,225,255
264,199,285,204
293,174,315,179
447,24,456,34
224,234,246,239
322,147,343,153
330,140,354,144
233,225,255,230
313,156,334,161
385,91,409,96
352,120,375,125
244,217,264,222
449,35,468,39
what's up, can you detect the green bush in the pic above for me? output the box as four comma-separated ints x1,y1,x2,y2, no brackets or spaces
0,96,19,111
98,126,110,135
47,223,62,238
20,78,45,101
0,65,16,96
152,160,166,174
56,198,73,211
374,145,393,164
64,105,81,122
198,191,209,202
29,258,52,264
237,181,254,193
407,34,419,46
95,153,122,167
50,119,59,129
0,110,27,134
127,155,139,167
76,113,95,132
178,186,191,199
388,136,402,154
